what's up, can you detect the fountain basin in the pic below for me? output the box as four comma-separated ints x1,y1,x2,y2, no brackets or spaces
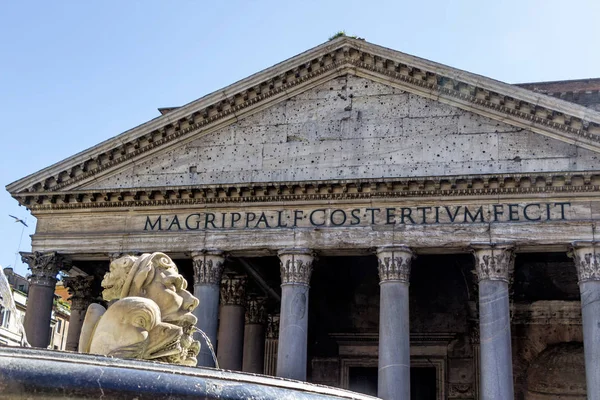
0,346,379,400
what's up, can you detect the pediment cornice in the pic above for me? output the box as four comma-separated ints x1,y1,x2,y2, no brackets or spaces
7,37,600,198
17,171,600,211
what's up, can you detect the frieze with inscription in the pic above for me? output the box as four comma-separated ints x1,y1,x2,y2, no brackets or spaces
143,202,571,231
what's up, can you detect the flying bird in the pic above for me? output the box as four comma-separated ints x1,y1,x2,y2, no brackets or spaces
9,215,28,227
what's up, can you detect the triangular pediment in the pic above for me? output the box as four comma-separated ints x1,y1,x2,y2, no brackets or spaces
7,37,600,202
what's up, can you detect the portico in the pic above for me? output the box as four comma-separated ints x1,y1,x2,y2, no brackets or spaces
8,37,600,399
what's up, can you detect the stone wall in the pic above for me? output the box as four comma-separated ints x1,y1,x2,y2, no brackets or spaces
82,75,600,190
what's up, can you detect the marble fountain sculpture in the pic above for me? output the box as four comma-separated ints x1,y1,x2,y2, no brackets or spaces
79,252,202,366
0,253,379,400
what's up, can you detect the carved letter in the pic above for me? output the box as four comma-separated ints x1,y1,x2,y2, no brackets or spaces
555,202,571,220
185,214,201,230
464,206,484,223
245,212,256,228
417,207,431,224
350,209,361,225
205,213,216,229
386,208,396,225
309,209,326,226
293,210,303,227
276,210,288,228
400,208,415,224
366,208,380,224
255,212,271,228
231,212,242,228
445,206,462,223
144,216,162,231
523,204,541,221
167,215,182,231
508,204,519,221
330,209,347,226
493,204,504,222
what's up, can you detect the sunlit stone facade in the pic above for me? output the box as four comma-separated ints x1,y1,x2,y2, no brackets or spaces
8,37,600,400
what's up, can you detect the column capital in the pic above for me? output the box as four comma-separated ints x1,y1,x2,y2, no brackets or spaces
220,274,247,306
266,314,280,339
376,246,414,283
569,241,600,283
191,250,226,285
278,248,315,285
471,242,515,282
245,296,268,325
63,275,95,311
21,251,66,287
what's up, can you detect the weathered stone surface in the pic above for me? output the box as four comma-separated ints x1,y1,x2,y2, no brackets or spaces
80,253,201,366
78,75,600,190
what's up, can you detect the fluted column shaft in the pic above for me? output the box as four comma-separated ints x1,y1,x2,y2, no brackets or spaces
471,243,515,400
264,314,280,376
217,274,247,370
242,296,267,373
571,242,600,400
21,252,64,348
376,246,413,400
276,249,314,381
63,275,95,351
191,250,225,367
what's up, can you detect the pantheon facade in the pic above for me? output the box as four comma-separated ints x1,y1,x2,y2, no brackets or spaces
7,37,600,400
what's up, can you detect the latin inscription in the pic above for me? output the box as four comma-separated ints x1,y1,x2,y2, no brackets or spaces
144,202,571,231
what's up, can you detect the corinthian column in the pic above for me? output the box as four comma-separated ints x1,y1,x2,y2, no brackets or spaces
471,243,515,400
242,296,267,373
217,274,247,370
376,246,413,400
191,250,225,367
276,249,314,381
570,242,600,400
63,275,95,351
21,252,65,348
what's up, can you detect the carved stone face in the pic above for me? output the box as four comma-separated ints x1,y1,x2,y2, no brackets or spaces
141,266,200,366
99,253,201,366
142,267,199,328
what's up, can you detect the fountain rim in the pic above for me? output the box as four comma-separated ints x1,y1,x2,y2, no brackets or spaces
0,345,380,399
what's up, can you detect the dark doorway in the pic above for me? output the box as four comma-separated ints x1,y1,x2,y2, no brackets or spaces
348,366,437,399
349,367,378,397
411,367,437,400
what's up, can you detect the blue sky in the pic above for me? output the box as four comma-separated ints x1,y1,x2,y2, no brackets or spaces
1,0,598,276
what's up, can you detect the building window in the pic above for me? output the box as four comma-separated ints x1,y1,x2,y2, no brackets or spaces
0,307,11,328
56,319,62,333
18,284,25,292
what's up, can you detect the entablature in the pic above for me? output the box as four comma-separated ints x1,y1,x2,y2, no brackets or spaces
18,171,600,211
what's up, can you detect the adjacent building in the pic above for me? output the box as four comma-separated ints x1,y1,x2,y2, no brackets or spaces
7,37,600,399
1,267,69,349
